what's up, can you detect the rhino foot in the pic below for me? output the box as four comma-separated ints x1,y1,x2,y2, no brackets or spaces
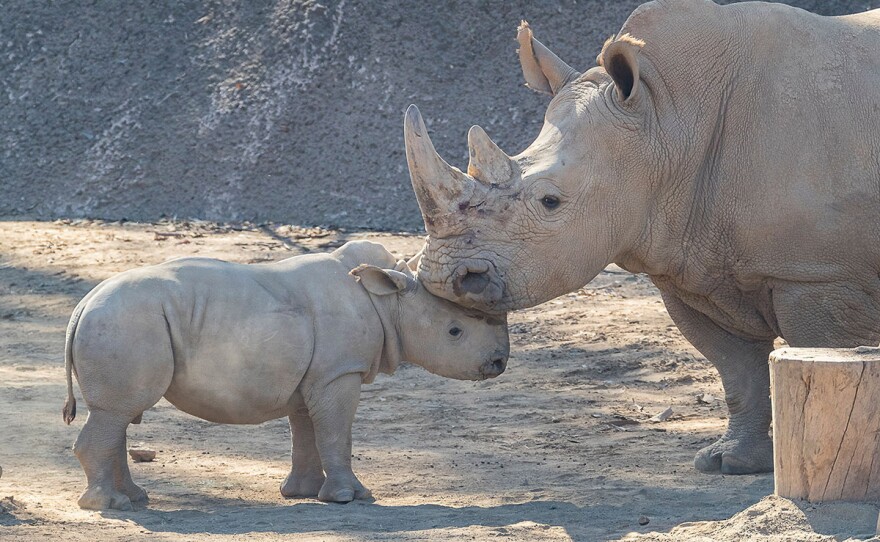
78,485,134,511
694,433,773,474
317,475,372,503
281,470,325,498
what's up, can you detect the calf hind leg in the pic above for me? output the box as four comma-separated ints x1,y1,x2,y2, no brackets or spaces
71,308,173,509
115,441,148,505
75,409,139,510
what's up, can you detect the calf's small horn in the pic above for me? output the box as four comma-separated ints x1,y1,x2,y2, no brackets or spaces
467,125,513,185
404,104,476,237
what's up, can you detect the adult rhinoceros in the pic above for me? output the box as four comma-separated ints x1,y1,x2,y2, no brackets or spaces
403,0,880,475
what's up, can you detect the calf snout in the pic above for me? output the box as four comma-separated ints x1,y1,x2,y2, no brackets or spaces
479,352,507,379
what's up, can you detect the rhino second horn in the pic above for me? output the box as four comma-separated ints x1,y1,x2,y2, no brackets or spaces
467,125,513,185
404,104,476,236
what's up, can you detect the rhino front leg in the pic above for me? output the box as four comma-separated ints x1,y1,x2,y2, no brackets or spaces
280,392,325,498
304,372,371,503
661,293,775,474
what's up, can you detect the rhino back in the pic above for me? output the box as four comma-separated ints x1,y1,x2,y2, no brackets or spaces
620,1,880,282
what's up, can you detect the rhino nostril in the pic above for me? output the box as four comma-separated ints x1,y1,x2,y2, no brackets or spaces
460,271,490,294
480,356,507,378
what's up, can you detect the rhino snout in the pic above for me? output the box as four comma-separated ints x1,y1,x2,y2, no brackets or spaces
479,352,507,379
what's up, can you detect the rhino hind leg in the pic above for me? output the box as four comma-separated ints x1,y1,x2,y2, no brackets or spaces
661,293,775,474
304,373,372,503
74,409,139,511
281,392,325,498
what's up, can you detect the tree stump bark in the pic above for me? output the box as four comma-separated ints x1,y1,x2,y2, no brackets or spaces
770,346,880,502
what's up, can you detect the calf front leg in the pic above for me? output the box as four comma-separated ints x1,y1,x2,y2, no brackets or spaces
304,372,371,503
280,392,325,498
662,293,775,474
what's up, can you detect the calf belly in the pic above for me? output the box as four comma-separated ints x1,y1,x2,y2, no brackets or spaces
163,313,313,425
163,350,305,424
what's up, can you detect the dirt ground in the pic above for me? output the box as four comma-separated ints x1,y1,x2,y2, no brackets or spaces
1,219,879,541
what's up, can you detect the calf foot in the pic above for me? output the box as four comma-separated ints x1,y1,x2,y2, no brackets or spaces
352,478,372,500
122,482,149,506
281,470,326,498
317,474,372,503
694,431,773,474
78,485,134,511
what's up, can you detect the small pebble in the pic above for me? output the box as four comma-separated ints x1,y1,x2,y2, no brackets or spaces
696,393,718,404
129,448,157,462
649,407,673,423
639,516,650,526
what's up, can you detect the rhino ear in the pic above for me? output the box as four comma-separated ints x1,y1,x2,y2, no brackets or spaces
598,34,644,103
517,21,580,96
351,265,414,296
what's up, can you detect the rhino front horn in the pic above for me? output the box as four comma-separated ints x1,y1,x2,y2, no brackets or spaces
467,125,513,185
404,105,476,237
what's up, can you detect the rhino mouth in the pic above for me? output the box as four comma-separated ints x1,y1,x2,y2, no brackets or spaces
418,256,507,312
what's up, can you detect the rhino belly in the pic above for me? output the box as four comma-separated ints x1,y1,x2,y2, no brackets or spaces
164,312,313,424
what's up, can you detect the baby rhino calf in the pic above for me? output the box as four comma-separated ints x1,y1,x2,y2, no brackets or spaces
62,241,508,510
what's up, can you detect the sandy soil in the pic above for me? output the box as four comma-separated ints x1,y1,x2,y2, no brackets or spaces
1,220,878,541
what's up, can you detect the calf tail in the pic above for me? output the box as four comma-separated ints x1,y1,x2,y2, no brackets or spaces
62,301,86,425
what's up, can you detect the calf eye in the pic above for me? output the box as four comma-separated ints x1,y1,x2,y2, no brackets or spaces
541,195,560,209
449,326,462,337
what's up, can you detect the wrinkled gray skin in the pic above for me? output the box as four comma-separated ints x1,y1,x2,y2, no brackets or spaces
405,0,880,475
62,241,508,510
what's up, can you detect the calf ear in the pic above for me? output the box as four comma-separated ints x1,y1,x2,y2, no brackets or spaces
517,21,580,96
598,34,644,103
350,265,414,296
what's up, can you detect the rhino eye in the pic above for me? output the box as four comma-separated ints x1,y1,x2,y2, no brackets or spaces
541,195,560,210
449,326,463,337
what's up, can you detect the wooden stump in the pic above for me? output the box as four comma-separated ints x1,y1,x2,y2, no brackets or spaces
770,346,880,502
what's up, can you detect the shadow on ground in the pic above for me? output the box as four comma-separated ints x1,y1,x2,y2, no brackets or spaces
116,499,614,538
105,478,774,540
